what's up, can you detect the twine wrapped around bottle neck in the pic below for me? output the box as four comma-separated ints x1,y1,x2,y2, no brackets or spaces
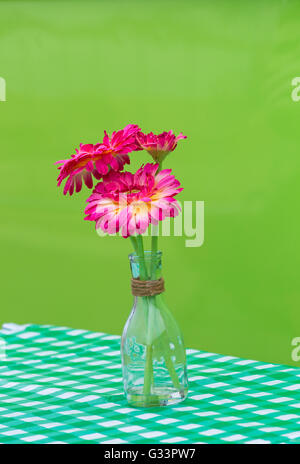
131,277,165,297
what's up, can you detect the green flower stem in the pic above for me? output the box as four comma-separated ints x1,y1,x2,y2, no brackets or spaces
149,157,182,394
135,235,153,402
131,216,181,401
150,235,158,280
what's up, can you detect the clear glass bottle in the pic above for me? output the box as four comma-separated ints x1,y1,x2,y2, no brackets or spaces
121,251,188,407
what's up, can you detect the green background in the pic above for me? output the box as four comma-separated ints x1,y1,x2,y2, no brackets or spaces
1,0,299,366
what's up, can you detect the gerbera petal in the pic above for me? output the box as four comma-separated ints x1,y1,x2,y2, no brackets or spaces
83,171,93,189
75,174,83,193
109,157,119,171
68,178,75,196
95,159,109,175
63,176,73,195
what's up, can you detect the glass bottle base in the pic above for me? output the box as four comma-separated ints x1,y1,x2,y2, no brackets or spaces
126,386,188,408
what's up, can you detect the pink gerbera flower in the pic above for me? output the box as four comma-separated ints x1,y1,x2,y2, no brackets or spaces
84,163,183,238
56,124,141,195
136,130,187,163
56,144,102,196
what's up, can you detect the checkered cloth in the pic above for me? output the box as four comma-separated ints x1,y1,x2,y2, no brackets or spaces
0,323,299,444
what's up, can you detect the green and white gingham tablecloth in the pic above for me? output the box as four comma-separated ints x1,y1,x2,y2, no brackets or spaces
0,323,299,444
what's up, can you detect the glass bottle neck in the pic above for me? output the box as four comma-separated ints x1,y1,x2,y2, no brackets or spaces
129,251,162,281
